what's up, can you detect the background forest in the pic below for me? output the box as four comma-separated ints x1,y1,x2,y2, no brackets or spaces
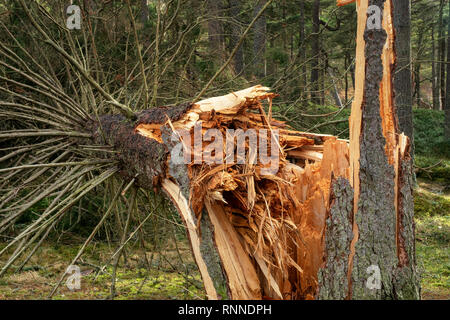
0,0,448,300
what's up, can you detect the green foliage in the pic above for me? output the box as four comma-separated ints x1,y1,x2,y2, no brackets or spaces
415,156,450,183
279,103,351,138
267,47,289,66
413,109,449,158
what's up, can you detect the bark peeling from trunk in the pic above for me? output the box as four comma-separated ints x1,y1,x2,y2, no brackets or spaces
339,0,420,299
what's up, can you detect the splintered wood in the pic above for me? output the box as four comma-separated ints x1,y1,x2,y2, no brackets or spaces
137,86,351,299
133,0,418,299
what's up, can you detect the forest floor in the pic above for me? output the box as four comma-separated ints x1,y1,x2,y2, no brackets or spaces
0,168,448,300
0,240,206,300
414,177,449,300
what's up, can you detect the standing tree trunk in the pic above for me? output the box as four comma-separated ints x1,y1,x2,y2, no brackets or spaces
311,0,321,104
207,0,225,62
298,0,307,101
432,24,440,110
141,0,149,25
393,0,414,157
320,50,326,105
253,0,267,78
439,0,446,110
229,0,244,75
446,1,450,140
413,33,422,108
336,0,420,299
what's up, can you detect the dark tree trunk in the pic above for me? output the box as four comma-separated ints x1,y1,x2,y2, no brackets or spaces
393,0,414,157
298,0,307,101
207,0,224,62
253,0,267,78
446,2,450,140
439,0,446,110
432,24,440,110
140,0,149,24
310,0,320,104
345,54,349,105
414,63,420,107
229,0,244,75
413,27,423,109
320,50,326,105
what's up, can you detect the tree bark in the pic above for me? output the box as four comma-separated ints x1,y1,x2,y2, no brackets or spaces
439,0,446,110
253,0,267,78
446,1,450,140
432,24,440,110
337,0,420,299
229,0,244,75
298,0,307,101
393,0,414,157
311,0,321,104
207,0,225,62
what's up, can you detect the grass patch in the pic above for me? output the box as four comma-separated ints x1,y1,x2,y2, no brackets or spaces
415,215,450,299
0,241,205,300
414,179,450,218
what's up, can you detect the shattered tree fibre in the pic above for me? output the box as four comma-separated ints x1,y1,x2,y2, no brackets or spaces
87,82,417,300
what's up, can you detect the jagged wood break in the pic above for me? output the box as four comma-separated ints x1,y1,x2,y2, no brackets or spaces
87,0,419,300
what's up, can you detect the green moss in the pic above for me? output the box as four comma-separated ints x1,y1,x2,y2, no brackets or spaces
414,188,450,218
415,216,450,294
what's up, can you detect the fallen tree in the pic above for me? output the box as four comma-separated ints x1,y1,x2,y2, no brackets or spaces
87,85,352,300
0,0,420,299
84,82,417,300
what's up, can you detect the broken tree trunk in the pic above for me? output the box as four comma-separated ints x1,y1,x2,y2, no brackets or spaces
88,84,418,300
0,0,421,300
83,0,419,300
335,0,420,299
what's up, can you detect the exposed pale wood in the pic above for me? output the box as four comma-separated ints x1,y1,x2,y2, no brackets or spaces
135,126,162,142
156,87,354,299
204,200,262,299
196,85,272,113
345,0,367,294
337,0,355,6
253,252,283,299
380,0,397,166
161,179,218,300
287,150,323,162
